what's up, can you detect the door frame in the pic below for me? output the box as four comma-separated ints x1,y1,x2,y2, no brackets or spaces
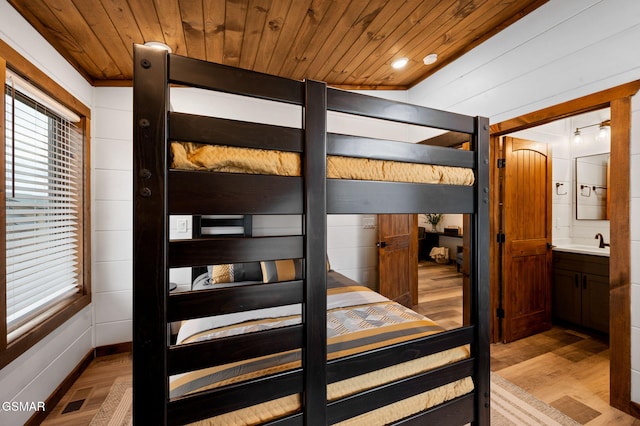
489,80,640,416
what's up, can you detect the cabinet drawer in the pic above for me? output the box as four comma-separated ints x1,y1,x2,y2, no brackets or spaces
553,251,609,276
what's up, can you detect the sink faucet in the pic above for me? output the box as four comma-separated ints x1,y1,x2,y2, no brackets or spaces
595,233,610,248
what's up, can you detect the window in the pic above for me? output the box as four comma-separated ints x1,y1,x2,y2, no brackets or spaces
0,55,90,369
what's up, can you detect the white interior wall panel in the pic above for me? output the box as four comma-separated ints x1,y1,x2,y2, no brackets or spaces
408,0,640,403
0,307,92,425
92,88,134,347
409,0,640,122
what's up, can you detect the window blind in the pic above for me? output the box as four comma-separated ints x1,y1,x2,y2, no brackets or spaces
4,83,82,336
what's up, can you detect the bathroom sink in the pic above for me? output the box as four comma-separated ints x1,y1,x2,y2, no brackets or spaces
553,244,610,257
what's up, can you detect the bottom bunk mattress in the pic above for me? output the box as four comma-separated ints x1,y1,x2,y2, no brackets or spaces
171,271,473,425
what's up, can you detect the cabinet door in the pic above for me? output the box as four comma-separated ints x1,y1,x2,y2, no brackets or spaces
582,273,610,333
553,269,581,325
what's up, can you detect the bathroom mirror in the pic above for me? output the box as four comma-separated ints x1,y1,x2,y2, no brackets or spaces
575,153,610,220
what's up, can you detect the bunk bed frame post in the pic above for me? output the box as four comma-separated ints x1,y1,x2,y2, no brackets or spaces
132,44,170,425
472,116,491,425
302,79,328,423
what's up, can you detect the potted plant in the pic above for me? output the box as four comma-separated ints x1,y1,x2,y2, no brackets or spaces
424,213,442,232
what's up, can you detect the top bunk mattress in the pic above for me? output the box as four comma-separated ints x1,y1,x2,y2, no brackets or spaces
171,142,475,185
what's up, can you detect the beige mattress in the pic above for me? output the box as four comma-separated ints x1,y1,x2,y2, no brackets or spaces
172,272,473,425
171,142,475,185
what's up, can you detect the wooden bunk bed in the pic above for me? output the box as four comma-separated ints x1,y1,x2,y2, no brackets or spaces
132,44,490,425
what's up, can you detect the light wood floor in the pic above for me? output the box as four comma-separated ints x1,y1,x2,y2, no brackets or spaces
413,260,464,329
41,262,640,425
40,353,132,426
415,261,639,425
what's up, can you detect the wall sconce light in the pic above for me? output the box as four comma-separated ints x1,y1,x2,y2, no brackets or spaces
596,120,611,143
573,119,610,144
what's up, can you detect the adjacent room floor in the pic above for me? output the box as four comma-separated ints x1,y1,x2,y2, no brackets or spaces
41,262,639,425
417,261,639,425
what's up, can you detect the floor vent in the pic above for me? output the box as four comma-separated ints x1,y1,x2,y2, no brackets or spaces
61,399,85,414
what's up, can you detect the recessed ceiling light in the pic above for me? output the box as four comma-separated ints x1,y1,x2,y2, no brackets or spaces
423,53,438,65
391,57,409,69
144,41,172,53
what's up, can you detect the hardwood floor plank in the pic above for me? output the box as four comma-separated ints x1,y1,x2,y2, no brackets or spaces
41,353,131,426
492,326,639,425
40,263,640,425
414,261,463,330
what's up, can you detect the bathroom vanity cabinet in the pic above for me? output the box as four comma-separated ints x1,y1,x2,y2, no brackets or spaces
552,251,609,334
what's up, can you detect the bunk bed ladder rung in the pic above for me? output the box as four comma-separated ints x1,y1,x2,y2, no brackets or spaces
388,394,476,426
169,111,304,152
167,280,303,321
168,236,303,268
168,171,303,215
168,325,304,375
169,53,305,106
327,180,475,214
327,326,474,383
167,369,304,425
327,133,476,168
326,88,476,134
327,359,475,424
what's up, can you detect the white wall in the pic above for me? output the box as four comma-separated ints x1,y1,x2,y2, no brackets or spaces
328,215,378,289
93,86,414,344
0,1,94,424
92,88,134,346
407,0,640,403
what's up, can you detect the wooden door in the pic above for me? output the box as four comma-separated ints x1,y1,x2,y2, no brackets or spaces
501,137,553,342
378,214,418,307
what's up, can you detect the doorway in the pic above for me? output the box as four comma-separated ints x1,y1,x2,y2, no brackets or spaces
493,109,614,418
489,81,638,415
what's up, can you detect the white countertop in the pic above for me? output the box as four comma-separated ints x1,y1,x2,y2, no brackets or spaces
553,244,610,257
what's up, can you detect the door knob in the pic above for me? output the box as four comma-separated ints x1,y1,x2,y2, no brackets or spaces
376,241,388,248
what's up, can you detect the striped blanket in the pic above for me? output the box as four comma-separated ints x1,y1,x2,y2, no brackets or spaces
170,272,472,425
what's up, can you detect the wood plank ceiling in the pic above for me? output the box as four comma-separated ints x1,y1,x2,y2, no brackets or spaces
8,0,547,90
